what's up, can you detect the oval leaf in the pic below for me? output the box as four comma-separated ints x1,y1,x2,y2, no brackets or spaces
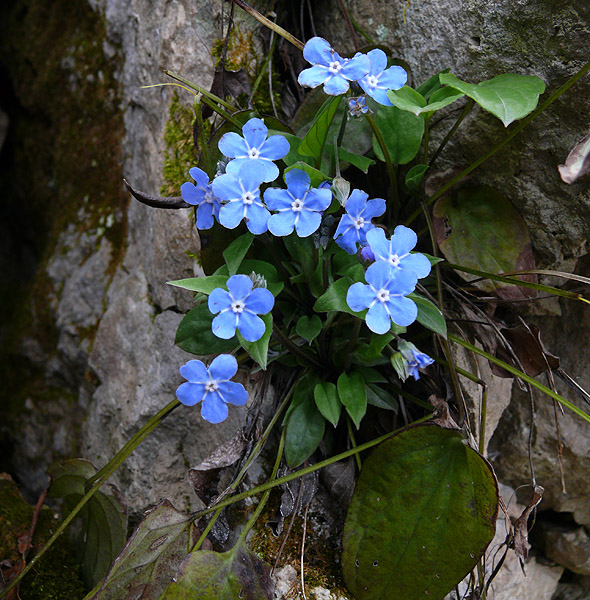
175,303,238,355
167,275,228,294
298,95,341,161
408,293,447,338
342,424,498,600
314,381,341,427
337,371,367,429
372,105,425,165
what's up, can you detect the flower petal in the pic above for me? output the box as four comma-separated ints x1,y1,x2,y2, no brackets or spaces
295,211,322,237
218,381,249,406
364,86,393,106
366,48,387,74
227,274,253,299
244,203,270,234
211,173,240,201
196,202,215,229
379,65,407,90
402,253,432,279
268,211,297,237
246,288,275,313
323,74,350,96
208,288,231,314
298,65,329,89
305,188,332,211
208,353,238,380
347,282,375,312
284,168,311,197
212,311,238,339
387,268,418,296
189,166,210,188
386,296,418,327
219,201,246,229
237,161,267,191
261,134,290,160
242,118,268,148
264,188,293,211
363,197,386,219
365,302,393,334
238,311,266,342
340,54,371,81
391,225,418,255
176,381,205,406
179,359,208,383
302,37,333,65
366,227,390,260
201,393,229,424
258,160,280,183
218,132,249,158
181,182,204,205
344,189,369,216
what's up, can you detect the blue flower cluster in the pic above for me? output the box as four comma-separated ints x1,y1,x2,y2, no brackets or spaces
298,38,407,105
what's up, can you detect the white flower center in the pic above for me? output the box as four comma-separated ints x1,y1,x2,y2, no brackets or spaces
248,147,260,159
205,381,219,392
242,191,254,205
291,198,303,212
328,60,343,74
377,288,390,303
231,300,245,314
366,75,379,89
389,254,401,267
354,216,365,230
204,190,215,204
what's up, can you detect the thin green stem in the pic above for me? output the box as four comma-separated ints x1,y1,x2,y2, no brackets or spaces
346,414,362,471
428,99,474,168
164,70,237,112
193,95,214,177
272,324,324,370
405,60,590,227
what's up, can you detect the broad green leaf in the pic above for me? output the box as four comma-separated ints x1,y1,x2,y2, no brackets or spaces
223,232,254,276
296,315,323,343
298,96,342,161
365,384,398,412
338,147,375,173
167,275,228,295
417,68,450,100
88,500,196,600
47,459,127,588
342,424,498,600
353,333,394,365
405,164,428,192
387,86,464,117
314,277,362,317
337,371,367,429
237,313,272,369
284,375,325,467
333,245,365,281
433,185,536,300
280,132,314,168
372,105,425,164
314,381,341,427
408,293,447,338
175,303,238,355
439,72,545,126
161,540,273,599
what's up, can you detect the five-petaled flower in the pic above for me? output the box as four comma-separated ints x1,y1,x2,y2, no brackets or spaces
347,261,418,334
364,225,432,279
298,37,370,96
264,168,333,237
212,162,271,234
358,49,407,106
208,274,275,342
218,117,290,183
333,189,386,254
180,166,221,230
176,354,248,424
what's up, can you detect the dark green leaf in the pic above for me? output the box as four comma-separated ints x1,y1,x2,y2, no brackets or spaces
167,275,228,295
405,164,428,192
387,86,464,117
423,252,445,266
296,315,323,343
332,246,365,281
223,232,254,276
89,500,197,600
337,371,367,429
417,68,450,100
433,185,536,300
298,96,342,161
439,72,545,126
284,376,325,467
161,540,273,600
365,384,398,412
353,333,394,365
408,293,447,338
338,147,375,173
237,313,272,369
314,381,341,427
342,424,498,600
175,303,238,355
314,278,361,316
372,105,425,165
47,459,127,588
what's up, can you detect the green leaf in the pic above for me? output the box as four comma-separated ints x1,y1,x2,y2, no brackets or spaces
237,313,272,369
408,293,447,338
342,424,498,600
47,459,127,588
223,232,254,276
365,384,398,412
353,333,394,365
372,104,425,164
88,500,196,600
175,303,238,355
387,86,464,117
439,72,545,126
298,96,342,161
417,68,450,100
296,315,323,343
161,540,273,600
313,381,341,427
337,371,367,429
284,375,325,467
332,245,365,281
314,277,361,316
405,164,428,192
167,275,228,295
423,252,445,266
433,185,536,300
338,147,375,173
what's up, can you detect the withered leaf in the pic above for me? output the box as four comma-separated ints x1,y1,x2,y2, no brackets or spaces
123,179,191,209
558,130,590,184
512,485,544,571
201,66,251,120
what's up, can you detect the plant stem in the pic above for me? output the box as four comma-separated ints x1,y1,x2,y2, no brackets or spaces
164,70,237,112
1,399,180,600
428,99,474,168
346,415,362,471
193,95,214,177
272,323,324,370
405,60,590,226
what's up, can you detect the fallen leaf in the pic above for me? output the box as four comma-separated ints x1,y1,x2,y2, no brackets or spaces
558,130,590,184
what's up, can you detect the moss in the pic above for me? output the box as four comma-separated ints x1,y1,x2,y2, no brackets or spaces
0,475,86,599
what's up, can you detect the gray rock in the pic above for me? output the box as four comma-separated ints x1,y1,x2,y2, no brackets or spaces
538,523,590,576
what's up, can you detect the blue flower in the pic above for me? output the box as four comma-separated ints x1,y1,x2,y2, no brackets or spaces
358,49,407,106
218,117,290,183
333,189,386,254
264,168,333,237
211,162,270,234
176,354,248,424
180,167,221,230
365,226,432,279
399,341,435,380
348,96,369,117
208,274,275,342
347,261,418,334
298,37,370,96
